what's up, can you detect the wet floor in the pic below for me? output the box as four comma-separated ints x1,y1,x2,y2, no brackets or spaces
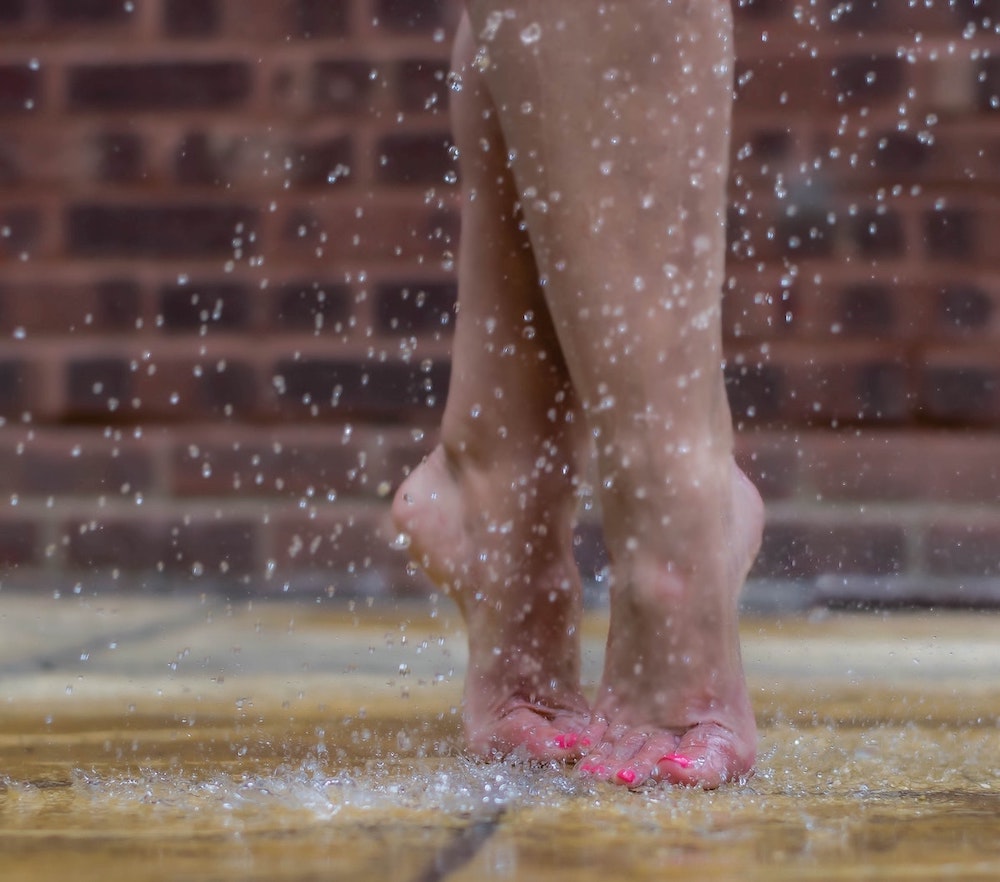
1,596,998,881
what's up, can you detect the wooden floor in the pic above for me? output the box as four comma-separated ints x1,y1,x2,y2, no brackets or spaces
1,596,998,881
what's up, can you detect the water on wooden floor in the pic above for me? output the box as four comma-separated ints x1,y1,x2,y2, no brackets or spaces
1,598,998,881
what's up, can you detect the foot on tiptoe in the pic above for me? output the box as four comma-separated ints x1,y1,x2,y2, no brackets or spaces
392,444,591,763
574,464,764,790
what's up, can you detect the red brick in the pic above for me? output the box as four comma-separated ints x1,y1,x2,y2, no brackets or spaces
0,65,42,114
170,429,402,499
271,357,450,419
788,278,924,342
0,279,141,334
727,344,914,426
93,132,145,183
290,136,354,188
374,0,449,33
977,57,1000,113
923,207,975,261
0,135,19,185
734,57,835,113
67,204,258,259
174,132,230,186
869,130,934,177
269,280,352,331
730,126,795,174
157,281,254,332
0,517,39,566
64,518,166,570
47,0,131,24
0,128,96,189
375,131,455,185
396,58,451,114
295,0,351,38
935,284,997,336
803,431,1000,503
725,360,786,423
268,506,402,592
374,279,456,335
923,520,1000,578
752,517,908,579
68,62,252,112
0,1,27,24
1,0,997,602
0,206,42,259
167,518,259,577
64,357,133,419
776,204,838,258
733,432,801,501
785,275,999,345
733,0,793,23
833,54,907,108
312,61,376,114
0,359,31,417
722,268,792,341
65,515,259,577
133,357,261,421
918,351,1000,426
173,129,307,189
274,198,459,264
825,0,977,35
163,0,221,37
6,433,155,498
846,208,907,258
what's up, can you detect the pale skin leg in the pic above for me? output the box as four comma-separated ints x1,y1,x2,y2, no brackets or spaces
392,16,592,761
452,0,764,788
397,0,762,787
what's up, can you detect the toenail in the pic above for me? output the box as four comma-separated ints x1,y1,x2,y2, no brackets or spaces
579,763,597,774
660,753,692,769
580,737,592,747
553,733,578,750
616,768,637,784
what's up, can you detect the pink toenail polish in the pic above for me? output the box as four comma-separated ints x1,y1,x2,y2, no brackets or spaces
579,763,597,774
553,733,578,750
617,768,637,784
580,737,592,747
660,753,692,768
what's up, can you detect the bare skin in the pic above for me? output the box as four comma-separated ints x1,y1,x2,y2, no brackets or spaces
394,0,763,788
393,17,591,761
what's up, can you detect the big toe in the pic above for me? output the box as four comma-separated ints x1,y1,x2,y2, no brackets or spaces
652,722,755,789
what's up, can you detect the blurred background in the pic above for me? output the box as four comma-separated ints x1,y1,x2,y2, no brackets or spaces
0,0,997,608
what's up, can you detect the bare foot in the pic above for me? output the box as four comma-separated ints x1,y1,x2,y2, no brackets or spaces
577,463,764,789
391,445,592,762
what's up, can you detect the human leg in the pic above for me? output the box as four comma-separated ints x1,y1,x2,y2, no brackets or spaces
462,0,762,787
391,14,591,761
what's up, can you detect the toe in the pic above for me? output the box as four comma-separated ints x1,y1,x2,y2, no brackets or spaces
652,722,755,789
576,725,658,786
470,706,592,763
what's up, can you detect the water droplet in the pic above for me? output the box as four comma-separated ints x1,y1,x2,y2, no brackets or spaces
391,533,411,550
520,22,542,45
481,11,504,41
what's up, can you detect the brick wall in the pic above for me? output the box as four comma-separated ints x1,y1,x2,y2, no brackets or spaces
0,0,997,606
